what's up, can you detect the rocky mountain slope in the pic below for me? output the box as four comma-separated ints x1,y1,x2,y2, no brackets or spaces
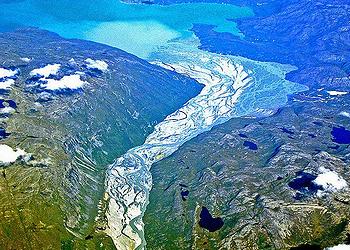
0,28,202,249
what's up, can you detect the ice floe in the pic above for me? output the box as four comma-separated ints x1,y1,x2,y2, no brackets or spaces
41,74,87,90
0,144,28,165
85,58,108,72
30,64,61,77
314,167,347,193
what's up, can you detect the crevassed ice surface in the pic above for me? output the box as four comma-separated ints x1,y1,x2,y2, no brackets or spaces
104,37,308,249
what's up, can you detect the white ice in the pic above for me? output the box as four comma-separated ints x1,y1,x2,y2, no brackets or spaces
327,90,348,96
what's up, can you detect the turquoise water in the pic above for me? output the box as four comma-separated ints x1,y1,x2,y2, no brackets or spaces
0,0,253,58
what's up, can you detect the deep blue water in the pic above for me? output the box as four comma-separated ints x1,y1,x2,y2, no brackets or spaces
0,128,10,139
288,171,322,199
288,171,318,191
198,206,224,232
238,133,248,138
243,140,258,150
180,190,189,201
331,127,350,144
308,134,316,138
0,99,17,109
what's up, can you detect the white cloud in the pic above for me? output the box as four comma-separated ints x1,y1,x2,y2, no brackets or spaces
30,64,61,78
0,144,28,165
326,244,350,250
314,167,347,193
41,74,87,90
0,68,18,79
85,58,108,72
0,79,15,90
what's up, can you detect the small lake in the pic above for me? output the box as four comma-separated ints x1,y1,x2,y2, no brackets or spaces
331,127,350,144
198,206,224,232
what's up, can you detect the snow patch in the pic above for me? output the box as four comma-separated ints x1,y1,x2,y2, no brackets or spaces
327,90,348,96
30,64,61,78
0,144,28,165
85,58,108,72
20,57,31,63
339,111,350,118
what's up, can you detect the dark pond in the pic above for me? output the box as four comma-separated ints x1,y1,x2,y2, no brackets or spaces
331,126,350,144
0,99,17,109
198,206,224,232
308,133,316,138
243,140,258,150
180,190,189,201
288,171,323,199
238,133,248,138
281,127,294,135
0,127,10,139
